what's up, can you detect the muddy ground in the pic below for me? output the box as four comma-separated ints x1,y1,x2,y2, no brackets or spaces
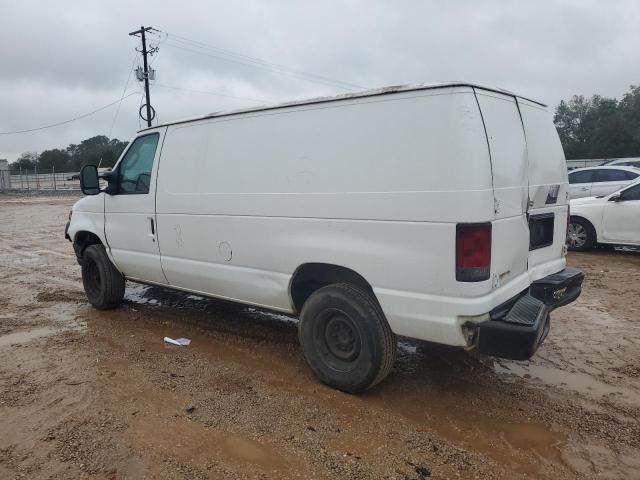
1,195,639,480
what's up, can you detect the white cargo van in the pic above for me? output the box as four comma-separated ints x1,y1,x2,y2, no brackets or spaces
66,83,583,392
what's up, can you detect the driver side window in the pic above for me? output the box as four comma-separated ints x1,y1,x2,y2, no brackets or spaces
621,184,640,201
118,133,159,194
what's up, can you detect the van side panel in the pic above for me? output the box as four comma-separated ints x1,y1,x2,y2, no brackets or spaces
157,88,492,222
155,88,495,345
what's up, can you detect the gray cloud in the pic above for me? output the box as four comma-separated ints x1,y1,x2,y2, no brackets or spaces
1,0,638,162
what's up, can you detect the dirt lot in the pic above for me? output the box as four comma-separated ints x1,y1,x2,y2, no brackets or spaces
1,195,639,479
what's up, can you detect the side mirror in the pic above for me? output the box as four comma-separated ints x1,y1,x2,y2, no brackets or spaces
80,165,100,195
608,194,622,202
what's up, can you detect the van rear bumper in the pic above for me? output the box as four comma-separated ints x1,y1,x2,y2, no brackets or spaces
475,267,584,360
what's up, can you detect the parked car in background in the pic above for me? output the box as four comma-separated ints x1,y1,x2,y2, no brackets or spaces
568,166,640,199
568,179,640,250
602,158,640,168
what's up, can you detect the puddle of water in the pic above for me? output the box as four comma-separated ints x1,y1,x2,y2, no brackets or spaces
561,442,640,479
367,382,567,476
126,284,160,305
494,360,639,407
493,299,640,408
130,418,288,471
125,285,298,326
244,307,298,325
0,326,58,347
45,302,82,323
0,302,85,349
220,434,283,467
91,354,294,474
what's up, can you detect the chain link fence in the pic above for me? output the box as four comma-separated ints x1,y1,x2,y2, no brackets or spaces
3,168,81,192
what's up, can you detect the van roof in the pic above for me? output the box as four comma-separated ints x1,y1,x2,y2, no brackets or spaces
140,82,547,132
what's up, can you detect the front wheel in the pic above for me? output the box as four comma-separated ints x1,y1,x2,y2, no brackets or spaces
81,244,125,309
567,218,596,251
298,283,397,393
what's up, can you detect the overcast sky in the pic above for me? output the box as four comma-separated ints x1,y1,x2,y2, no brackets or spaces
1,0,638,163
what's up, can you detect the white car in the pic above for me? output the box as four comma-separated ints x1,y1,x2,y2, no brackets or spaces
568,166,640,199
66,83,584,392
568,179,640,250
602,158,640,169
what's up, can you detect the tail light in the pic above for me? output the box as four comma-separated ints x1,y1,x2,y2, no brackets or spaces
456,223,491,282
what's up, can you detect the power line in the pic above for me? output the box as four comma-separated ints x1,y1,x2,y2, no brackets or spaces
158,30,363,91
165,34,361,89
153,83,265,103
137,90,145,129
163,40,352,91
108,51,140,138
0,92,139,135
148,32,168,67
163,38,360,90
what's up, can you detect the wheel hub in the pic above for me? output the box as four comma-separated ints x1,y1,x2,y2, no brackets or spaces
325,315,359,361
568,223,587,248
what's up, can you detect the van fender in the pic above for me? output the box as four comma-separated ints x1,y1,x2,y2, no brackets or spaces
68,213,119,268
288,262,376,314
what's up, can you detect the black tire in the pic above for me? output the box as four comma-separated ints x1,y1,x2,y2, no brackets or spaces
81,244,125,310
567,217,596,251
298,283,397,393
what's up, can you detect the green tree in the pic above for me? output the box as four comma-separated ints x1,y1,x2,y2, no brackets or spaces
37,148,71,171
619,85,640,147
10,135,129,173
554,85,640,159
67,135,128,170
9,152,38,173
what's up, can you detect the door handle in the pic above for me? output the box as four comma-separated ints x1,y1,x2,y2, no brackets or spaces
147,216,155,239
580,187,589,191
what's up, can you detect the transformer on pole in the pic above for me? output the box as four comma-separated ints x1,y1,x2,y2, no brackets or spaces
129,26,158,127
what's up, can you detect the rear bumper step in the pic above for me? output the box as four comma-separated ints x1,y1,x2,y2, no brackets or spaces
475,267,584,361
530,267,584,309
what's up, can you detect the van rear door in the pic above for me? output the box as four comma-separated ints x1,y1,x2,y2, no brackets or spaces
473,89,529,289
474,90,568,287
518,99,569,278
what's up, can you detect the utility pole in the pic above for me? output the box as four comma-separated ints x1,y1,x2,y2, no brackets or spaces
129,26,157,127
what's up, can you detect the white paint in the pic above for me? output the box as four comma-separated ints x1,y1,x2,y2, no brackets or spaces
68,84,570,347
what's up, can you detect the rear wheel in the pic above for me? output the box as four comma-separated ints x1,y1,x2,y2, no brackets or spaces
81,244,125,309
298,283,397,393
567,217,596,251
